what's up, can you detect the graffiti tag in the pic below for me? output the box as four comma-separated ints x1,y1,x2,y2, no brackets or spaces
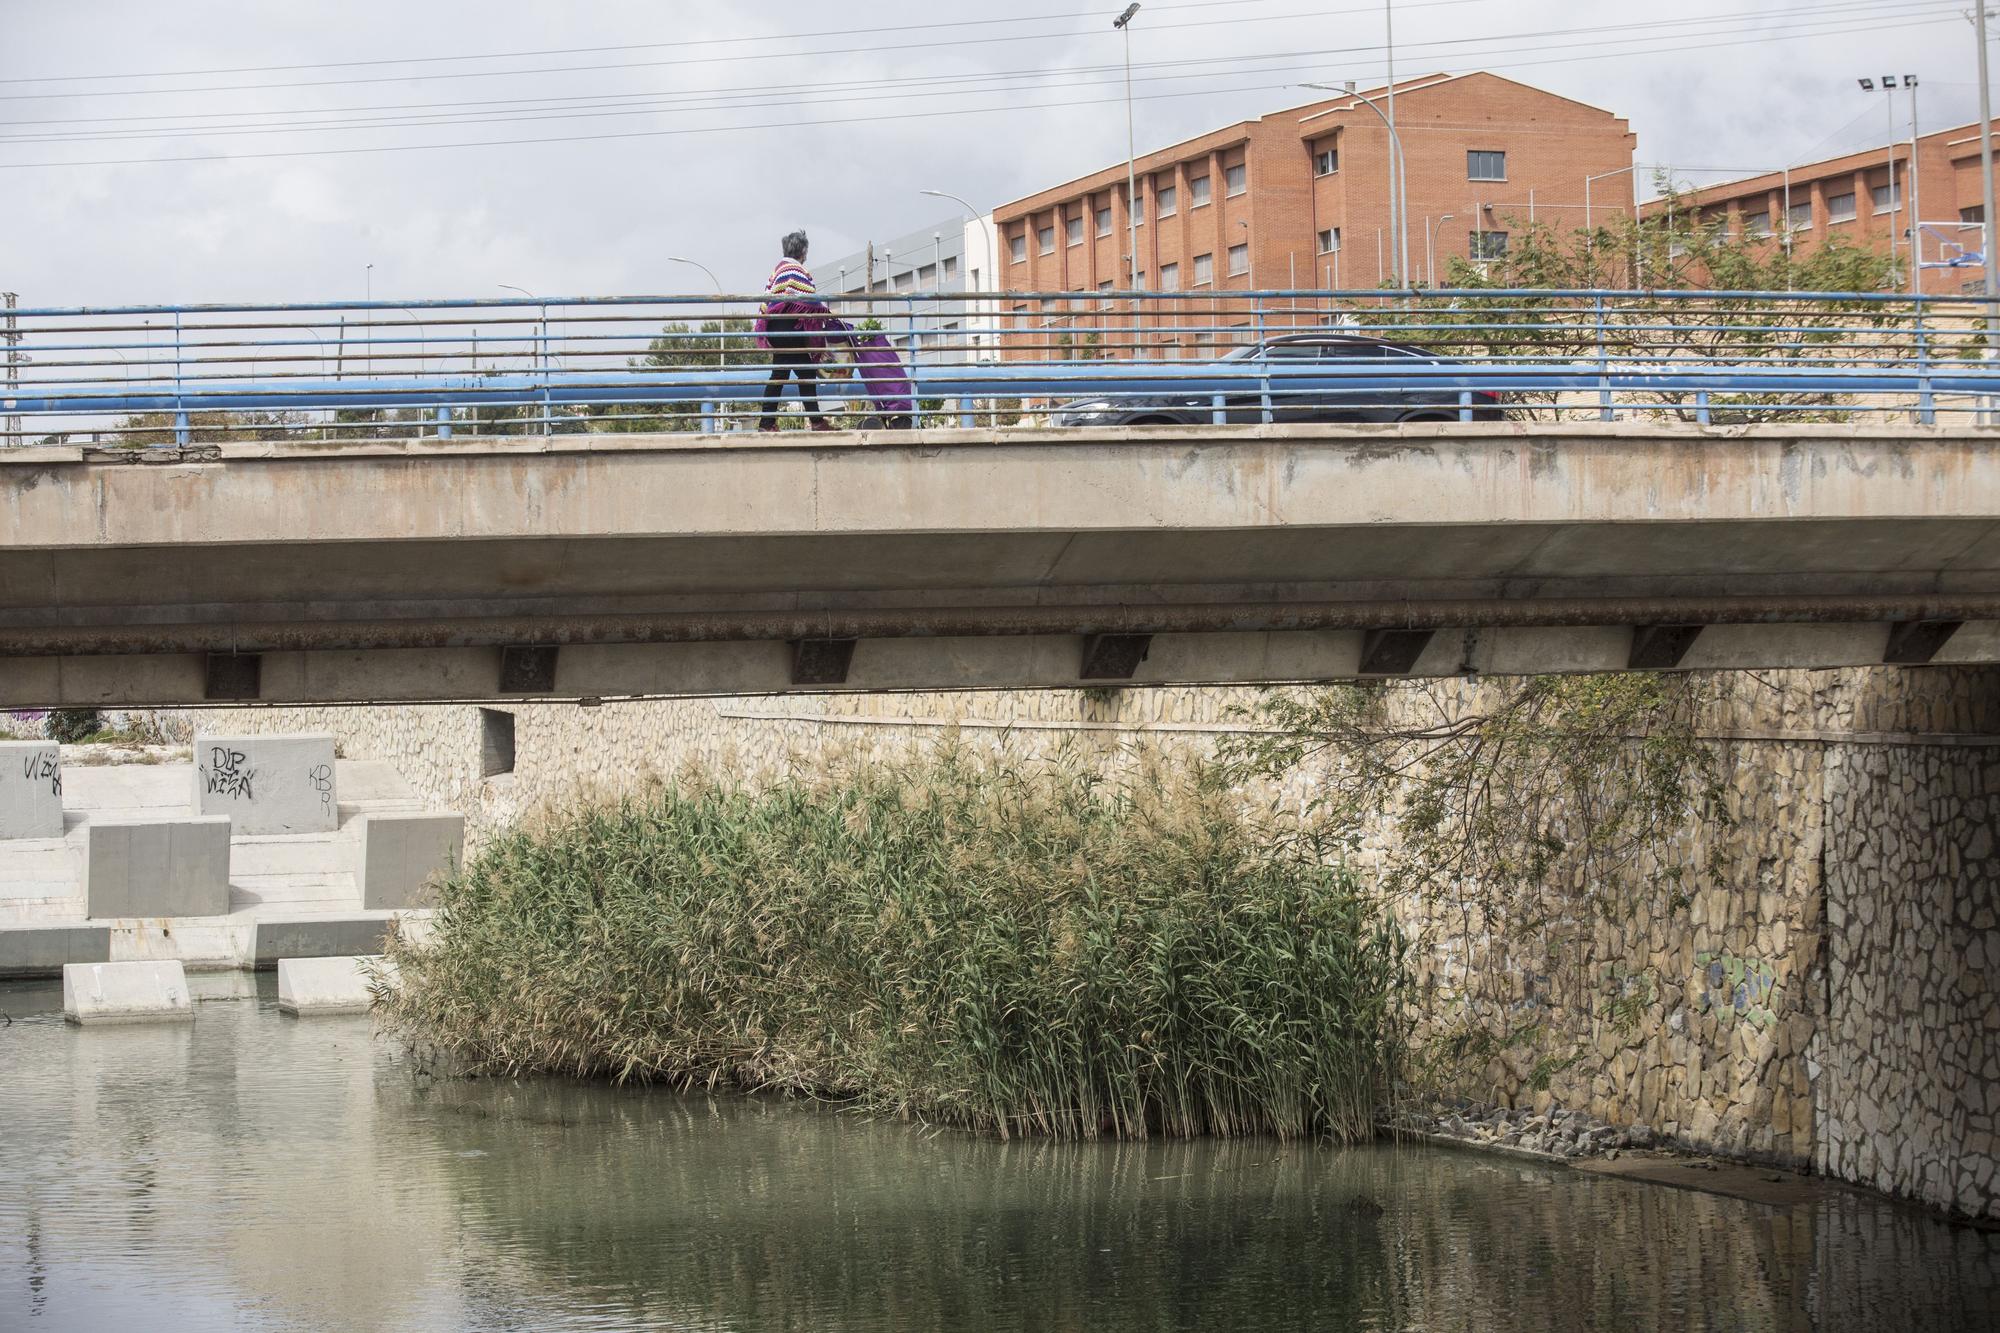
307,763,333,815
199,746,257,801
1695,952,1778,1030
21,749,60,798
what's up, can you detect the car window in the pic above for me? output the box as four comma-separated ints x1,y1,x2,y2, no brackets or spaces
1264,341,1393,361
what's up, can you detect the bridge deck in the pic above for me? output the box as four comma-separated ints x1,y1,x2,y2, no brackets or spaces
4,422,1999,706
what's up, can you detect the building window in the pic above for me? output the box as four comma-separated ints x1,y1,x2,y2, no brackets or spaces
943,256,958,279
1227,243,1249,276
1038,224,1056,254
1158,184,1178,218
1066,215,1084,246
895,271,915,291
479,708,515,778
1010,231,1027,263
1467,150,1506,181
1159,262,1180,291
1190,175,1211,206
917,263,937,284
1317,227,1341,254
1470,230,1508,260
1788,201,1813,231
1962,205,1987,223
1743,211,1772,239
1096,205,1113,236
1225,163,1247,196
1098,279,1114,291
1872,181,1902,214
1192,252,1214,285
1313,147,1339,176
1828,192,1857,223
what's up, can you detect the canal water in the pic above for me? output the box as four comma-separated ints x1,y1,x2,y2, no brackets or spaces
2,977,1995,1332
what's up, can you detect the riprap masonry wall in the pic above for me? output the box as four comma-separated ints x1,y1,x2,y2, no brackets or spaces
168,666,2000,1220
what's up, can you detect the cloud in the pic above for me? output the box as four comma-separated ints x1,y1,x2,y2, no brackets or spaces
0,0,1972,306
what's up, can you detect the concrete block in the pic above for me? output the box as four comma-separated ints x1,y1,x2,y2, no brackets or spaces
277,954,393,1015
63,959,193,1024
192,733,338,835
0,925,112,979
252,915,398,968
84,816,232,919
0,740,63,840
355,812,464,910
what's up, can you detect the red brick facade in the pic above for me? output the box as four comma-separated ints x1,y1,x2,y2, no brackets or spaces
1653,124,1996,296
991,72,1635,356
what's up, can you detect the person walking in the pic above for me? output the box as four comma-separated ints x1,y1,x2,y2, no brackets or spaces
756,230,833,431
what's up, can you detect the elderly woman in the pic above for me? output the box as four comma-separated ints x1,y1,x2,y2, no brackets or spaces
756,230,835,432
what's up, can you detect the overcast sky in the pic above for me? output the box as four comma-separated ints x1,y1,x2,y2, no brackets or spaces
0,0,1983,306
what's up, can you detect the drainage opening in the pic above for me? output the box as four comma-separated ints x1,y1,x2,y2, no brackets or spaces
479,708,516,778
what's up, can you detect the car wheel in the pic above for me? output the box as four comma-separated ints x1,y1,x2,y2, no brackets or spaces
1127,414,1187,426
1399,412,1456,423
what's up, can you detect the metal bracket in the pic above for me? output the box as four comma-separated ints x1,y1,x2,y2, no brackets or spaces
1883,620,1963,665
203,653,262,701
499,645,559,694
1628,624,1705,670
1358,628,1434,676
791,639,857,686
1079,633,1153,680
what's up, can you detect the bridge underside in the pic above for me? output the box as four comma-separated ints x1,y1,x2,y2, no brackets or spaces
5,423,1999,707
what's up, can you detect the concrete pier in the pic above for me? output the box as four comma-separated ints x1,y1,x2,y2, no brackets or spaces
193,734,339,835
63,959,193,1024
276,955,390,1016
0,741,62,840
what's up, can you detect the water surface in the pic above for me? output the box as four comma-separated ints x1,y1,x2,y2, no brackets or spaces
2,977,1994,1331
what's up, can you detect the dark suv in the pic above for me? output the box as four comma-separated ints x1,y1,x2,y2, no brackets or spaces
1049,333,1504,426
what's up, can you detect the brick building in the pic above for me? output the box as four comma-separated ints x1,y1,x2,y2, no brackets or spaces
991,72,1634,356
1653,123,1995,295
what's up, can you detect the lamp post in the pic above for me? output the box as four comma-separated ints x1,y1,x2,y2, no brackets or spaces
499,284,549,433
1859,76,1918,280
1976,0,1992,352
1115,4,1143,293
921,190,996,360
1425,214,1454,287
1303,83,1406,287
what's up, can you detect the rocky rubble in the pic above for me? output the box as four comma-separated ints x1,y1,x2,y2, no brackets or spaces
1392,1101,1662,1160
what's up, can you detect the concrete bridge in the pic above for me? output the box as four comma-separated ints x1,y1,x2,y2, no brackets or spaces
5,422,2000,708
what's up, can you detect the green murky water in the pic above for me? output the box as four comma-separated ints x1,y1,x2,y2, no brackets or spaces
1,976,1994,1332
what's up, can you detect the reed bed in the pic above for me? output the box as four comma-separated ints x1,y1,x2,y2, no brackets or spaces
379,748,1403,1141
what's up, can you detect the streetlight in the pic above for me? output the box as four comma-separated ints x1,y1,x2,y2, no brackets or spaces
499,284,549,433
1425,214,1454,287
922,188,998,360
1115,3,1142,289
665,256,722,294
1858,75,1919,283
1977,0,1998,373
1303,82,1408,287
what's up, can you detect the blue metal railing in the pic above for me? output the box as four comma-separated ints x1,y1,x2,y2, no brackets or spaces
3,287,1997,445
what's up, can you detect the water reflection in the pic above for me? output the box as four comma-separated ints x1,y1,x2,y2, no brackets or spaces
1,981,1993,1332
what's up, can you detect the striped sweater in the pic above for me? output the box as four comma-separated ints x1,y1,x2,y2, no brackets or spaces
765,258,816,298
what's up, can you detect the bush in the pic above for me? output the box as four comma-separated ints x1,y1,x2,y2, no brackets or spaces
44,709,103,744
380,748,1404,1142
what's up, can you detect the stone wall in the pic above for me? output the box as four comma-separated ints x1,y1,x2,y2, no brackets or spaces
164,665,2000,1220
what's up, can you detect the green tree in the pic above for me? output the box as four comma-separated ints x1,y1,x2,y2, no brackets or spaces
1398,188,1916,422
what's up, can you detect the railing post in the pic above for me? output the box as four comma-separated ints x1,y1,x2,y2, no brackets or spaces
1594,293,1613,422
173,309,190,445
1696,390,1711,426
1256,292,1272,423
436,405,453,438
1913,298,1936,426
1212,393,1226,426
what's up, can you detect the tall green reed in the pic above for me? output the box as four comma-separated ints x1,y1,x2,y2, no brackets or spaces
380,745,1404,1141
